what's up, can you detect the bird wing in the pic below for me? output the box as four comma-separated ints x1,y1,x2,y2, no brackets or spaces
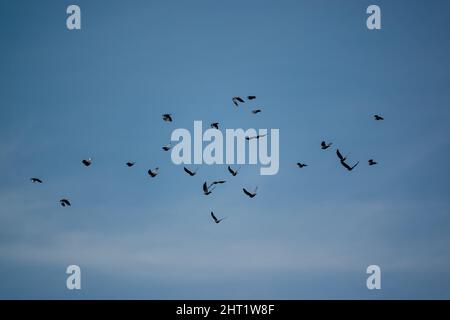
236,97,244,103
336,149,344,161
321,141,326,147
341,161,352,171
351,161,360,170
203,182,208,193
184,167,194,175
228,166,235,175
243,188,251,196
211,212,218,223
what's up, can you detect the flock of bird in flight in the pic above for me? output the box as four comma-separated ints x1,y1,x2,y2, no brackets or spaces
29,96,384,224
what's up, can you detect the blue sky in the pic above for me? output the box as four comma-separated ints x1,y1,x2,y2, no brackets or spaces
1,0,450,299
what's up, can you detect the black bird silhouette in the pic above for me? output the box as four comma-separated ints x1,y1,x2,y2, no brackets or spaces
251,109,262,114
336,149,348,162
210,122,219,129
232,96,245,106
30,178,43,183
321,141,332,150
183,167,197,176
212,180,226,185
297,163,307,168
243,187,258,198
60,199,71,207
337,149,358,171
247,96,256,100
368,159,378,166
82,158,92,166
148,167,159,177
203,182,215,195
162,114,173,122
374,115,384,121
126,162,135,167
211,211,226,224
341,161,359,171
228,165,241,176
162,144,172,151
246,134,267,141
